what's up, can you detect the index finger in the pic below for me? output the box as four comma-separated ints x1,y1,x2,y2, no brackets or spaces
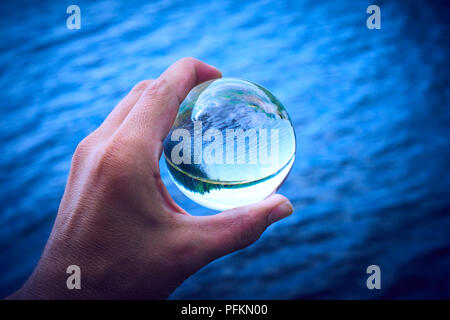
122,57,222,143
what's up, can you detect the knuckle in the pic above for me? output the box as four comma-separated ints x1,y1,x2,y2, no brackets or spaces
236,211,264,249
179,57,198,65
142,78,171,101
92,138,133,184
74,137,90,156
72,136,93,167
133,79,152,93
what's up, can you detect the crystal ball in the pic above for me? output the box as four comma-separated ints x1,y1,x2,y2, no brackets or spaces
163,78,296,211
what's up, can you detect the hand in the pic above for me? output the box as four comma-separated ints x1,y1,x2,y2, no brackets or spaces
10,58,294,299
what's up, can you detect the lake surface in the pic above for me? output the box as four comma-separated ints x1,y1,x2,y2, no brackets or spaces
0,0,449,298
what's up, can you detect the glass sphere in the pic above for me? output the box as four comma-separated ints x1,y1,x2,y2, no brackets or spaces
163,78,296,211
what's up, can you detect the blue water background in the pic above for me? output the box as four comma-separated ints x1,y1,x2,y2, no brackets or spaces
1,0,449,298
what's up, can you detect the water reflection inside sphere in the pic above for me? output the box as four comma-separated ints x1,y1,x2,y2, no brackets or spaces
163,78,296,211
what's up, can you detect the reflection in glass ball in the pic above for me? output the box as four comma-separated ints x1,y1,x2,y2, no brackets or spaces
163,78,296,211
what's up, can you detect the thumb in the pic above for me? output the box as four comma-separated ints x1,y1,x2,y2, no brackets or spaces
192,194,293,263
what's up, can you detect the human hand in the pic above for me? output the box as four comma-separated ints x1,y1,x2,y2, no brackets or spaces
10,58,294,299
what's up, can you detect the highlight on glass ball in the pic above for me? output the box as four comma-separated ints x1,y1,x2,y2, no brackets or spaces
163,78,296,211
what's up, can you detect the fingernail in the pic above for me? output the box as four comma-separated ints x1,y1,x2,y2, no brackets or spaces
268,201,294,225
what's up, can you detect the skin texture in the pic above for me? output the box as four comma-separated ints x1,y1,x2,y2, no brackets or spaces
8,58,294,300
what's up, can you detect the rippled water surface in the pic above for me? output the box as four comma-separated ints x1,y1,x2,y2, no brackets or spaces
1,0,449,298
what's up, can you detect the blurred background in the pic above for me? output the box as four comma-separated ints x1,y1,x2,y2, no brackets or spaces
1,0,449,299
